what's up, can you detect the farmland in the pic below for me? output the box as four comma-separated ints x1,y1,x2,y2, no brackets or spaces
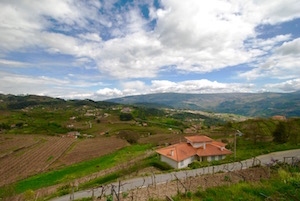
0,134,133,188
0,135,75,186
52,136,129,167
0,94,299,200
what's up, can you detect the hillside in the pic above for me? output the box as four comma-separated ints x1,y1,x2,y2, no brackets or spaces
0,93,300,200
108,91,300,117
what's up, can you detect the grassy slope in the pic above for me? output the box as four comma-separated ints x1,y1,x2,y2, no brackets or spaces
170,165,300,201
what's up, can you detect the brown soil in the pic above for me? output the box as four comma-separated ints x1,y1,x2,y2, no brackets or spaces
0,134,38,155
0,135,75,186
138,133,184,146
52,136,129,167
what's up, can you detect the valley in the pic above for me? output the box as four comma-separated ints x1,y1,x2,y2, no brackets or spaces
0,94,299,200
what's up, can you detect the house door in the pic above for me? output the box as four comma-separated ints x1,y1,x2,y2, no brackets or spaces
202,156,207,162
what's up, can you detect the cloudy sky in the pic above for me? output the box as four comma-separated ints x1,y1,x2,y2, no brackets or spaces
0,0,300,100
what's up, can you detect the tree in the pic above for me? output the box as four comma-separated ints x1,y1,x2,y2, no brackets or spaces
273,122,288,143
119,130,139,144
119,113,133,121
286,118,300,145
243,119,270,143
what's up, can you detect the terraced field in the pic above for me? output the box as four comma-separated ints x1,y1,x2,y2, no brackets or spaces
0,135,75,186
0,135,39,157
0,134,131,187
52,136,129,167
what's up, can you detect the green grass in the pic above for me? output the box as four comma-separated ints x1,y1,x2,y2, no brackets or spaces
230,138,300,161
47,156,54,162
79,154,172,189
4,144,150,194
172,164,300,201
189,138,300,169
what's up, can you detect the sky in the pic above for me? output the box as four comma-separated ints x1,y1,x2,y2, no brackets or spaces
0,0,300,100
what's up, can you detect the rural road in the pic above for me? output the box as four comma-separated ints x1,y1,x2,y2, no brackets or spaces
51,149,300,201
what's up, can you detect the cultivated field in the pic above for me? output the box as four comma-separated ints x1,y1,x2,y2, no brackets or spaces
0,135,38,157
52,136,129,167
0,135,75,186
0,134,130,187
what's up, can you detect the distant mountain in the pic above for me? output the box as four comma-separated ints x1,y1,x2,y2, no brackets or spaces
108,92,300,117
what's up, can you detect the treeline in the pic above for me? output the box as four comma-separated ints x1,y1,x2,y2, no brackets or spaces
272,118,300,144
0,94,118,110
132,107,165,119
171,112,226,126
236,118,300,144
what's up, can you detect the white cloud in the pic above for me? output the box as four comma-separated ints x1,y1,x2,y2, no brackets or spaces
0,59,29,67
240,38,300,80
0,71,104,98
264,79,300,92
0,0,300,97
79,33,102,42
276,37,300,55
150,79,254,94
92,79,255,100
121,81,148,94
256,0,300,24
96,88,123,98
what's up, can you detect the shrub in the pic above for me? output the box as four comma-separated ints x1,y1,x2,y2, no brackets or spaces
273,122,288,143
119,130,139,144
150,161,172,170
187,191,192,198
119,113,133,121
122,192,128,198
57,184,71,196
23,189,35,201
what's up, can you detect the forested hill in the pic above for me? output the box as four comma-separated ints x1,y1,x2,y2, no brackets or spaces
108,91,300,117
0,94,117,110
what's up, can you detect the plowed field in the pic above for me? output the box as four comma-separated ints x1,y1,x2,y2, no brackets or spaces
52,136,129,167
0,135,75,186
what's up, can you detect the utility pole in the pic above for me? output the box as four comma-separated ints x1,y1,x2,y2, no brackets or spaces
234,131,236,160
235,130,243,161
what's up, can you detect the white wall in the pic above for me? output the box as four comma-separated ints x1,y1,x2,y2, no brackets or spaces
190,142,204,148
207,155,226,162
178,156,194,168
160,155,178,169
160,154,227,168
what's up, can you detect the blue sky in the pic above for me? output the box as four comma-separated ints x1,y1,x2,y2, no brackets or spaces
0,0,300,100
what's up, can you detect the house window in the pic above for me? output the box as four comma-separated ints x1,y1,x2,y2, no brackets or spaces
219,155,223,160
211,156,215,161
180,161,184,167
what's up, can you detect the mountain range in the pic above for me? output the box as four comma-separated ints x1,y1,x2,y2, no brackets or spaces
1,91,300,118
108,91,300,117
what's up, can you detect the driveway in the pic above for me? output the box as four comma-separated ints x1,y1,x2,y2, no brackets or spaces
51,149,300,201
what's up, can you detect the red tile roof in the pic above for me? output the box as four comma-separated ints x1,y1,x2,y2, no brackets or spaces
185,135,213,143
156,143,196,162
196,144,232,157
156,136,232,162
211,141,227,147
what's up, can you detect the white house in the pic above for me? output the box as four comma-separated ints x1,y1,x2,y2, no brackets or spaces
156,135,232,169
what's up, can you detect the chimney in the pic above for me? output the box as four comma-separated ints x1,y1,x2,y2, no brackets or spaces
171,150,174,156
